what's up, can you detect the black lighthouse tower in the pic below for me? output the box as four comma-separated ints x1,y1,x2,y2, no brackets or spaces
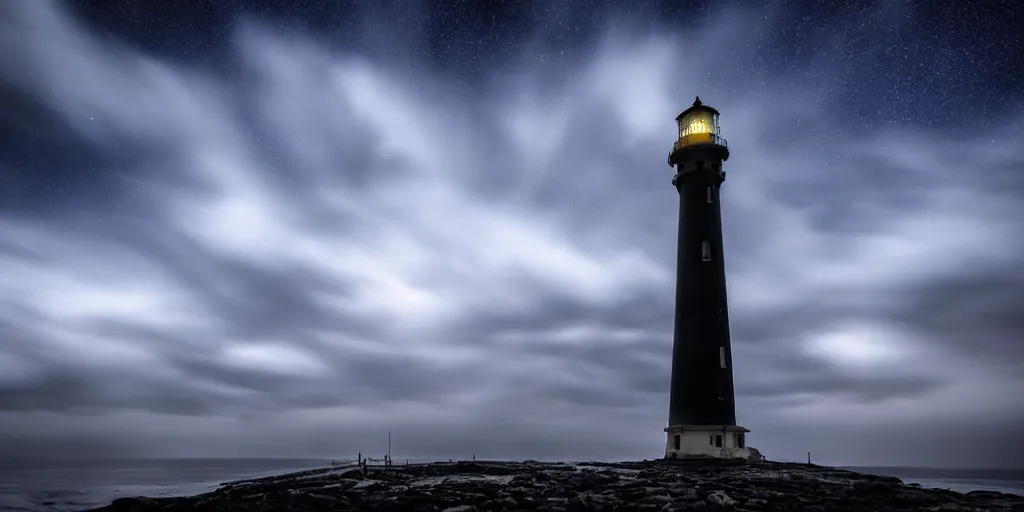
663,97,750,459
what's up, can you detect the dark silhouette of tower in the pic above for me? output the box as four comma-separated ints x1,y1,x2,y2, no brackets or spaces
663,97,751,459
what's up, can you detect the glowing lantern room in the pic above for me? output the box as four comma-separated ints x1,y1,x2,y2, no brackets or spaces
674,96,727,152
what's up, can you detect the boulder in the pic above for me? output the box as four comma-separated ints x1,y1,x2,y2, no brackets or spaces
79,459,1024,512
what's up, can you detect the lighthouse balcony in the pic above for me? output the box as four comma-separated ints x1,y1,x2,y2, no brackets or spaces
673,133,728,152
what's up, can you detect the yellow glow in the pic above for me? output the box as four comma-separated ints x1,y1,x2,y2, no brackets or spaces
676,111,719,148
688,118,711,134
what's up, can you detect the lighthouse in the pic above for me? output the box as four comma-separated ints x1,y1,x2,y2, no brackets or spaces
664,97,751,459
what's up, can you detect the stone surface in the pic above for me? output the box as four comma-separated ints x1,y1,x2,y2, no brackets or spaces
84,458,1024,512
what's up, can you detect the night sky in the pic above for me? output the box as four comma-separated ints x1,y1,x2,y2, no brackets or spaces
1,0,1022,468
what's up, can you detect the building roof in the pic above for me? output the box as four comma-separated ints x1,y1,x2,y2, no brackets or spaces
675,96,721,121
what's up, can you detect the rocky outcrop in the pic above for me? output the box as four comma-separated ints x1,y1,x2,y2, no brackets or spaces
86,458,1024,512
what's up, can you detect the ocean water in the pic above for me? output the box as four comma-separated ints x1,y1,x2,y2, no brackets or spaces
844,466,1024,497
0,458,330,512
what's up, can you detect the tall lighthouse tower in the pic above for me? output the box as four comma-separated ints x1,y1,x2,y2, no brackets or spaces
664,97,751,459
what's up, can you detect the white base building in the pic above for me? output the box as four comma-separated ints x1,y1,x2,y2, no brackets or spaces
664,425,754,459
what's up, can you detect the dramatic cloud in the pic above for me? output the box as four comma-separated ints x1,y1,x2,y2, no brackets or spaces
0,1,1021,468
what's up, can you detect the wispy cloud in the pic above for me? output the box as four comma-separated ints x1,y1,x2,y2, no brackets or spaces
0,0,1020,467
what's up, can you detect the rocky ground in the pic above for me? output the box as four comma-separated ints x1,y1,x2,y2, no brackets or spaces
88,458,1024,512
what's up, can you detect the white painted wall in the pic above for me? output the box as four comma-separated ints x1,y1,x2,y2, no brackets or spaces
664,429,751,459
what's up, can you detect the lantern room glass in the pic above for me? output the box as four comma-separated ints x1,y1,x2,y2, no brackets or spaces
676,110,721,148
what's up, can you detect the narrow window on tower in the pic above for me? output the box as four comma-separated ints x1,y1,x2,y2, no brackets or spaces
714,435,723,448
702,241,711,261
706,186,714,203
737,434,746,449
674,435,681,450
709,435,714,446
720,347,727,368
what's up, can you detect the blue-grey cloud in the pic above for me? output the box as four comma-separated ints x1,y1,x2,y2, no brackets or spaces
0,0,1021,468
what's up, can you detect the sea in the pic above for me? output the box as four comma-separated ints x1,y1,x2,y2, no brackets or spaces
1,459,1022,512
0,458,332,512
843,466,1024,497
